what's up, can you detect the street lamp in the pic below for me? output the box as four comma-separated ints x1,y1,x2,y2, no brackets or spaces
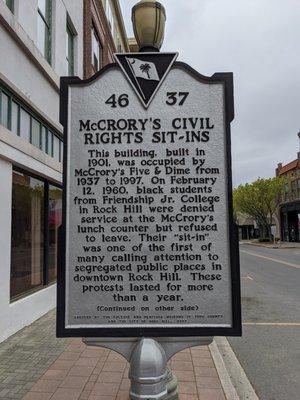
132,0,166,52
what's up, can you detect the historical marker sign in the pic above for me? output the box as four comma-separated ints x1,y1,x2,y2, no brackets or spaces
57,53,241,338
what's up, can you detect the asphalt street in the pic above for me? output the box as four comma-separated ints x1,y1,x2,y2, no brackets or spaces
228,243,300,400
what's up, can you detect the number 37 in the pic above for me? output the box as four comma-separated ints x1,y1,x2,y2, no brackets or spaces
166,92,189,106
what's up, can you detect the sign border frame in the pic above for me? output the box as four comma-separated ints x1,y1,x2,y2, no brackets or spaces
57,61,242,338
114,52,178,108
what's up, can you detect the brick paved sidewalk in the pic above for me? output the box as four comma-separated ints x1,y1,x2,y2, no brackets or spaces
0,310,71,400
0,311,226,400
23,341,225,400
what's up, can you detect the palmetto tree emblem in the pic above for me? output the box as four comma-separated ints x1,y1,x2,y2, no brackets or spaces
139,63,152,79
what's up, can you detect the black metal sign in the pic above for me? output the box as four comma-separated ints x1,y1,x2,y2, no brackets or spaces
57,53,241,338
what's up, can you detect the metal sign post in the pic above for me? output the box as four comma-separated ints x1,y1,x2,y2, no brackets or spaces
83,336,213,400
57,52,241,399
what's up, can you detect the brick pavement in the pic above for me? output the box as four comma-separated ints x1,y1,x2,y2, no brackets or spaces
0,311,227,400
0,310,71,399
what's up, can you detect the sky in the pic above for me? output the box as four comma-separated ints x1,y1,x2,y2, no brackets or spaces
119,0,300,187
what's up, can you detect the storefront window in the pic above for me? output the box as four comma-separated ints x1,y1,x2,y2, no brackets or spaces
10,169,63,299
281,212,289,242
280,203,300,243
11,171,45,299
48,186,62,282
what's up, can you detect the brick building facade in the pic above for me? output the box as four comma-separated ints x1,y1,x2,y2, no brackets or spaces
83,0,129,78
276,144,300,242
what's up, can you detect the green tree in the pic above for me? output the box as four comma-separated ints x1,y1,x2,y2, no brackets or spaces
233,177,285,240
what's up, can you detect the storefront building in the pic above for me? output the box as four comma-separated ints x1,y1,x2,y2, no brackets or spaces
236,213,259,241
276,145,300,243
0,0,128,342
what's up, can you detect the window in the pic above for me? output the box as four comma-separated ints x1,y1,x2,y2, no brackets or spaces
283,183,289,202
37,0,51,63
53,134,60,161
11,101,19,135
11,171,45,299
31,118,40,148
116,36,122,53
292,179,300,200
66,23,75,75
2,0,14,12
0,91,9,129
48,185,62,282
92,27,101,72
47,130,53,156
40,126,47,153
106,0,113,31
10,168,63,299
60,141,63,162
0,84,63,160
20,108,30,141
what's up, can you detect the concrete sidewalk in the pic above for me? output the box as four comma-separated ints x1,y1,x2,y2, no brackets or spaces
0,311,230,400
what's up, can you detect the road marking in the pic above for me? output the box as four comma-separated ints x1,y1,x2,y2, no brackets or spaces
243,322,300,326
240,250,300,269
241,276,254,281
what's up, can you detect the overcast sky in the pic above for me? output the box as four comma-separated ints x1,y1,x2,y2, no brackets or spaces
119,0,300,186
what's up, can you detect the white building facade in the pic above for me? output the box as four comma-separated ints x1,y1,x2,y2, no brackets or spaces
0,0,128,342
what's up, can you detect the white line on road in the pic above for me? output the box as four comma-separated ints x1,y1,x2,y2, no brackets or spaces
241,276,254,281
240,250,300,269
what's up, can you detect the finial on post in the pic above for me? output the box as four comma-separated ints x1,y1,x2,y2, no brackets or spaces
129,338,168,400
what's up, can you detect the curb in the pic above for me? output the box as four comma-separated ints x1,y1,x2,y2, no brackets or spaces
209,340,239,400
210,337,259,400
240,242,300,250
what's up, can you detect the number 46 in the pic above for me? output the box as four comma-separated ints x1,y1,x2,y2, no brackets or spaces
105,94,129,108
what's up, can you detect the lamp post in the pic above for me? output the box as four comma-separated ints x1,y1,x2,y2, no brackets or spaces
129,2,175,398
128,3,179,399
132,0,166,52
